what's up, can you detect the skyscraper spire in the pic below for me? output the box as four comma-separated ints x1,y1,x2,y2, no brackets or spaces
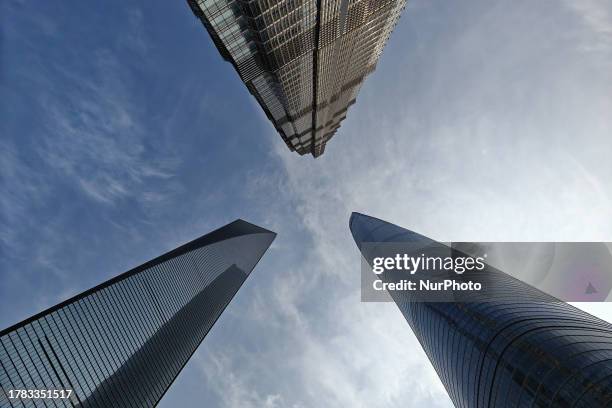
0,220,275,407
350,212,612,407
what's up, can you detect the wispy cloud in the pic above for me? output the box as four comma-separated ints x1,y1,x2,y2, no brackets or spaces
563,0,612,53
36,49,176,205
3,0,612,407
195,351,301,408
0,3,182,327
187,1,612,406
0,141,48,248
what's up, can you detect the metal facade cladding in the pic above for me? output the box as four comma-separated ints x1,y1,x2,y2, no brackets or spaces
0,220,275,408
188,0,406,157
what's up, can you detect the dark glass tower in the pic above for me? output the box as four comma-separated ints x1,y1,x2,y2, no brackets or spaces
0,220,275,408
349,212,612,408
187,0,406,157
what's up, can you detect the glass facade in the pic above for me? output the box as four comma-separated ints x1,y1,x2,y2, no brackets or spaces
188,0,406,157
0,220,275,408
350,212,612,407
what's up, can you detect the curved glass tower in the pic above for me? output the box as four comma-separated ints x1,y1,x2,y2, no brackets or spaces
0,220,275,408
350,212,612,408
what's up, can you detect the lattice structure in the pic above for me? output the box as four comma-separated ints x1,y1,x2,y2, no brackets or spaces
0,220,275,407
188,0,406,157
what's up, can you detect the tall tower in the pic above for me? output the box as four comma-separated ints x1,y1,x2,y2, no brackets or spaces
349,212,612,407
0,220,275,407
188,0,406,157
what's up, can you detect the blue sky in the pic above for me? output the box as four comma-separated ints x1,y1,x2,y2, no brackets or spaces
2,0,612,407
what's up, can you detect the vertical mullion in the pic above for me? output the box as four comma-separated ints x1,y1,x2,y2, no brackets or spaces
13,329,51,408
50,311,100,408
0,355,26,408
0,339,34,408
118,276,161,406
6,334,41,408
87,293,131,404
106,282,150,407
69,300,122,407
22,325,64,407
41,316,86,405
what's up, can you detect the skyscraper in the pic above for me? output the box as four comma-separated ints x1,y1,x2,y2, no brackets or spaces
188,0,406,157
0,220,275,408
349,212,612,407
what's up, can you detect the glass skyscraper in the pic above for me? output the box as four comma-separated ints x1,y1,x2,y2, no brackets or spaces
350,212,612,407
0,220,275,408
187,0,406,157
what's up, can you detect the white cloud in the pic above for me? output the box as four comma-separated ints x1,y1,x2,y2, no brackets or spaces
186,1,612,407
563,0,612,53
0,4,183,328
36,50,176,205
